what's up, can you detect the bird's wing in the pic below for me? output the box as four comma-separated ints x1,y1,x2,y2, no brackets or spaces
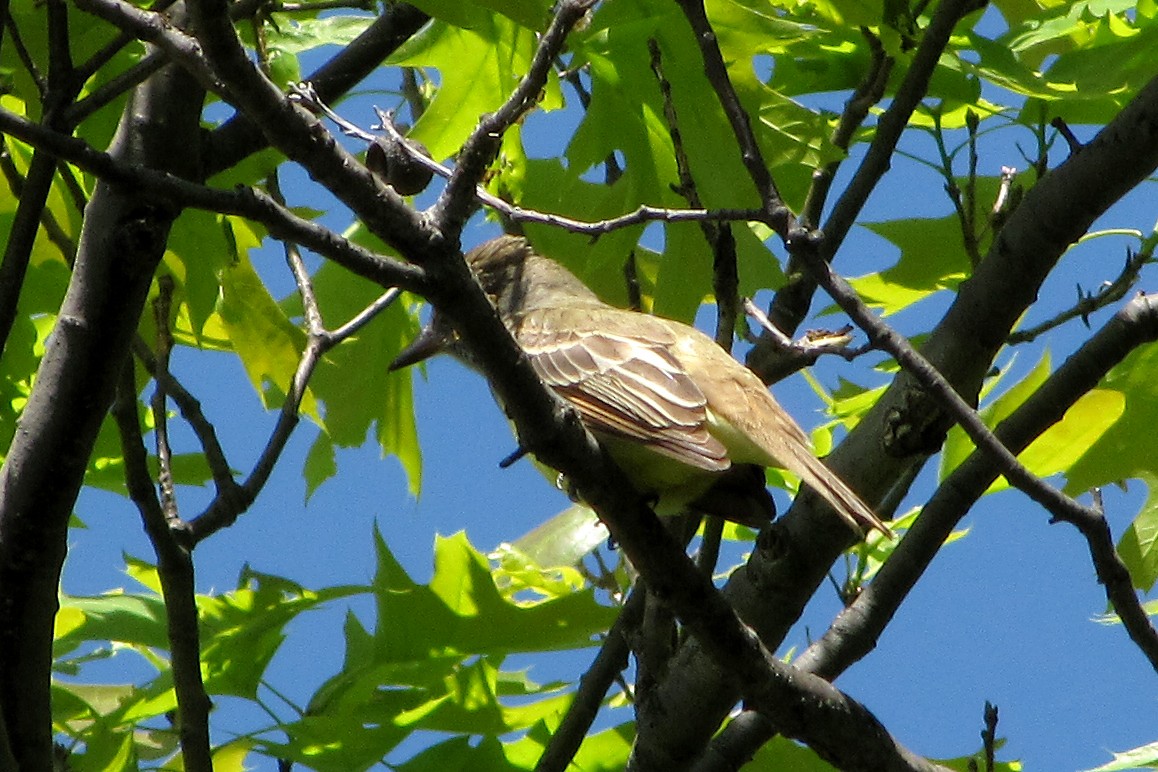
673,333,891,536
516,309,730,472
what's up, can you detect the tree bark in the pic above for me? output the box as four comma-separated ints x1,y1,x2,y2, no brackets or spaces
0,53,205,767
630,72,1158,769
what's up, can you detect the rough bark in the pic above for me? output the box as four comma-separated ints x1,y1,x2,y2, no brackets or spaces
0,53,205,769
629,73,1158,769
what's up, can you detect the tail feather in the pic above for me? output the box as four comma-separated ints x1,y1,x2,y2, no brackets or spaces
789,447,892,538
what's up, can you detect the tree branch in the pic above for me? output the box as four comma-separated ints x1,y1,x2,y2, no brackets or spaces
184,174,404,542
132,339,239,499
111,362,213,772
800,27,894,228
702,292,1158,767
79,0,438,260
0,46,206,768
535,590,645,772
789,223,1100,534
1007,238,1154,344
429,0,597,240
150,276,181,525
757,0,982,352
0,106,426,293
633,11,1158,771
0,0,89,356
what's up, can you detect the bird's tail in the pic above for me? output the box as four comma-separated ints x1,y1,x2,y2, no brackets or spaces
789,448,893,538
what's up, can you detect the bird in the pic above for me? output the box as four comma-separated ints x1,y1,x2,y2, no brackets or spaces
390,234,890,538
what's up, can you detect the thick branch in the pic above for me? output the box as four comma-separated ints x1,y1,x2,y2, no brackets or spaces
0,107,426,292
0,53,205,769
633,32,1158,772
703,292,1158,768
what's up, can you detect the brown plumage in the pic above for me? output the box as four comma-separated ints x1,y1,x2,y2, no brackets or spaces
394,235,890,538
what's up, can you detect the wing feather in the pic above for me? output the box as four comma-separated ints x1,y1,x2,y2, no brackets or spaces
517,310,728,471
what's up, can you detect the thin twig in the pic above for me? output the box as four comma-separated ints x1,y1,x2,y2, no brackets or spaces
111,363,213,772
1051,116,1083,154
930,109,982,267
673,0,787,232
801,27,893,227
558,61,621,182
988,165,1019,233
132,339,241,498
184,178,404,543
980,702,998,772
5,16,46,99
151,275,181,525
1008,240,1153,344
806,292,1158,678
297,81,769,238
535,590,644,772
399,67,427,123
679,0,1090,542
431,0,599,237
965,110,980,265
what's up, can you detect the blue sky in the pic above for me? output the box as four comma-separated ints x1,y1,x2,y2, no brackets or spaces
59,14,1158,771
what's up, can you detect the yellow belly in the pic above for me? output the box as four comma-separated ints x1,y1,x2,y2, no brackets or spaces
595,435,718,516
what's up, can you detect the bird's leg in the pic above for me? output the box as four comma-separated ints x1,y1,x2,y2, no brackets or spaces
497,445,530,469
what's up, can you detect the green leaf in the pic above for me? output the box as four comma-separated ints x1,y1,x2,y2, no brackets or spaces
941,353,1124,494
292,528,616,767
217,243,314,415
198,567,363,699
164,210,236,344
304,429,339,500
388,15,562,161
289,262,423,496
405,0,491,28
505,503,609,570
504,720,633,771
477,0,552,30
1065,343,1158,493
848,215,972,317
1083,740,1158,772
491,542,591,603
746,733,840,770
54,591,170,656
1116,474,1158,592
69,727,139,772
264,14,374,54
394,735,522,772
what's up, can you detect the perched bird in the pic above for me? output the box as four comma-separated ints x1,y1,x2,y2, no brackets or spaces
391,235,889,537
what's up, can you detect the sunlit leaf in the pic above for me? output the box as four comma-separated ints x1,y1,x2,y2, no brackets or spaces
1083,739,1158,772
389,15,563,161
217,247,315,417
1116,474,1158,592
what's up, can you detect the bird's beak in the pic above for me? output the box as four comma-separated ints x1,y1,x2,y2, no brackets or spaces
389,320,452,371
